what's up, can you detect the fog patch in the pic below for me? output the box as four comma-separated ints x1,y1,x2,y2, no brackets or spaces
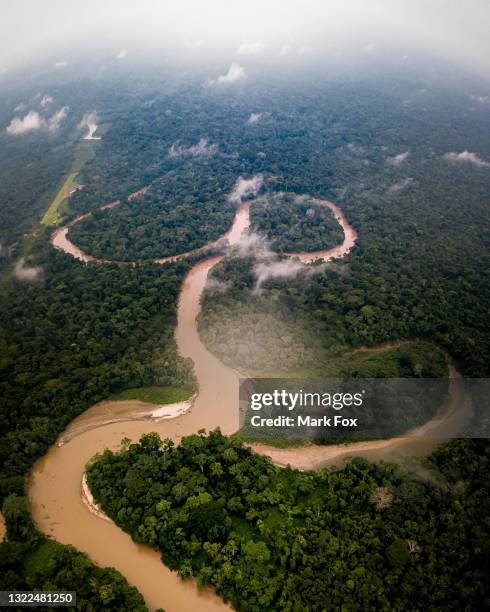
443,150,490,168
79,111,101,140
47,106,69,131
205,277,231,292
212,62,246,85
54,60,68,68
79,111,98,130
247,112,262,124
228,175,263,204
237,41,265,55
7,105,69,135
280,44,306,57
228,228,328,291
183,38,202,49
470,95,488,103
254,258,304,289
387,151,410,166
229,231,272,258
388,177,414,194
6,111,43,135
14,258,42,282
40,94,53,108
346,143,365,156
116,49,127,60
168,138,218,159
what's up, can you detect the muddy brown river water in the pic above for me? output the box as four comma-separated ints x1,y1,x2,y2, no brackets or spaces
30,197,470,611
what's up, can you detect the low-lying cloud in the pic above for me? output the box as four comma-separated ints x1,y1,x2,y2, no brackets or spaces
388,177,414,193
254,258,305,288
387,151,410,166
6,111,43,134
226,229,308,289
6,106,69,135
443,150,490,168
54,60,68,68
228,175,264,204
213,62,246,84
229,231,272,257
168,138,218,159
470,95,489,103
237,41,265,55
47,106,69,131
40,94,53,108
14,258,42,281
205,277,231,292
79,111,98,130
116,48,127,60
247,112,262,124
253,255,330,290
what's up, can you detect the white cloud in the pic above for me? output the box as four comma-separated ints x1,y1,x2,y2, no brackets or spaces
40,94,53,108
6,104,68,135
470,95,488,103
247,112,262,124
79,111,98,129
443,150,490,168
6,111,43,135
254,258,305,289
387,151,410,166
14,258,42,281
205,277,230,292
116,49,127,60
54,60,68,68
14,102,26,112
253,249,329,290
213,62,246,84
168,138,218,159
79,111,101,140
237,41,265,55
228,175,263,204
388,177,413,194
47,106,69,131
230,231,272,258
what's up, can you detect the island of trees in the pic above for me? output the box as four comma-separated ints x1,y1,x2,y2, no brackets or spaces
87,430,490,611
250,193,344,253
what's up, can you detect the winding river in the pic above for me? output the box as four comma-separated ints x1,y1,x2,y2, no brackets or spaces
28,196,471,611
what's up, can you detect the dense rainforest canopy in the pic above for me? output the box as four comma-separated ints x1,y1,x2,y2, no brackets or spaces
0,493,148,610
0,245,194,501
87,430,490,611
250,193,344,253
0,67,489,608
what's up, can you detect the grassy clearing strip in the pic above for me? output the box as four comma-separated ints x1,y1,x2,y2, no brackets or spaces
107,386,193,405
41,140,97,227
41,172,78,226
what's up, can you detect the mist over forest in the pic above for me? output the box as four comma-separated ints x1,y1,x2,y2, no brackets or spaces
1,2,489,610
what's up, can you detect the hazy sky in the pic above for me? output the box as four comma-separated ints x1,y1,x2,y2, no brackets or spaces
1,0,489,76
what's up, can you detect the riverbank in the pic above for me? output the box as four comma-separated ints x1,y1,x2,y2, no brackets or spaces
57,395,195,445
28,193,471,611
248,366,471,470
